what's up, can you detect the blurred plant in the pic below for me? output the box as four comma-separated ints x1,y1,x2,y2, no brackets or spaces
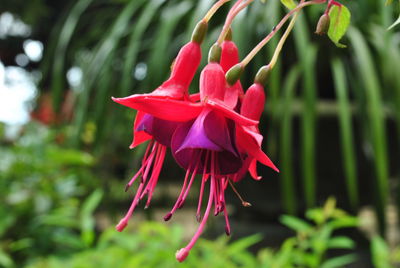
0,122,99,267
258,197,359,267
26,221,263,268
24,197,362,268
370,235,400,268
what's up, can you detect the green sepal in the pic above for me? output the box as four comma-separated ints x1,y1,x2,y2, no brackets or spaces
254,65,271,86
191,21,208,44
225,63,244,86
208,43,222,63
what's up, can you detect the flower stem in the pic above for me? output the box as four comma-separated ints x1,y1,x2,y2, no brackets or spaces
268,0,305,70
203,0,232,23
216,0,255,45
241,0,326,67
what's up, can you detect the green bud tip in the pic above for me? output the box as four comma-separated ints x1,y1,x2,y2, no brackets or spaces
225,64,244,86
191,21,208,44
208,44,222,63
315,14,330,35
254,65,271,86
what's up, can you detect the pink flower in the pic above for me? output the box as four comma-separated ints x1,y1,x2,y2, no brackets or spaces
112,40,202,232
233,82,279,182
173,61,257,262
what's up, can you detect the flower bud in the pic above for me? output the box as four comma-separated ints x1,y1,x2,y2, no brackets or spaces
170,41,202,89
208,43,222,63
191,21,208,44
254,65,271,86
220,40,240,72
200,63,226,101
225,63,243,86
315,14,330,35
240,83,265,121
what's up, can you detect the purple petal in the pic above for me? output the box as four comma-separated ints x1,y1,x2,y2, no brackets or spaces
136,114,154,134
151,117,180,146
216,151,242,175
204,111,238,157
176,109,221,152
171,110,243,175
136,114,180,147
171,122,206,173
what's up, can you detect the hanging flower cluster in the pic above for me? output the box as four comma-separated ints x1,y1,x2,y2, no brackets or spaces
112,0,346,262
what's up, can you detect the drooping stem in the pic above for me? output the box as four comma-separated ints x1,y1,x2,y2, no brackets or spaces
203,0,232,23
241,0,326,67
268,0,305,70
216,0,255,45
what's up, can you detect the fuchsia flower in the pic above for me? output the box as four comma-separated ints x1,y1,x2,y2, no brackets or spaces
233,82,279,182
219,39,278,181
112,33,278,262
112,39,202,232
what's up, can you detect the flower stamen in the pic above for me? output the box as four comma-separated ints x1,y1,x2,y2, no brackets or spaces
228,179,252,207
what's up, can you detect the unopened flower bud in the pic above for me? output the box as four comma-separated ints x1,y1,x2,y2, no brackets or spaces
208,43,222,63
191,21,208,44
225,63,243,86
315,14,330,35
254,65,271,86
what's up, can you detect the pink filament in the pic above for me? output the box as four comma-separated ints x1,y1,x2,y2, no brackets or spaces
176,161,215,262
116,142,167,231
196,151,210,221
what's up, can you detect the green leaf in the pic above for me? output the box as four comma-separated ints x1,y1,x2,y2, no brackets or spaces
280,66,300,215
328,5,351,48
327,236,355,249
371,236,391,268
348,27,389,233
280,0,296,9
227,234,262,255
0,249,14,267
331,58,359,210
306,208,324,225
280,215,313,233
51,0,95,112
80,189,104,246
388,14,400,30
320,254,357,268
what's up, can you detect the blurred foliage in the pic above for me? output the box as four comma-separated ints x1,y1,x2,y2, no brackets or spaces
26,198,359,268
370,235,400,268
0,122,98,267
260,197,358,267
